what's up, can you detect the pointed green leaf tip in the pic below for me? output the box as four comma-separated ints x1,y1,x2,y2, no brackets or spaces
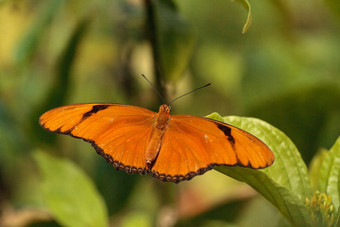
206,113,313,226
233,0,252,33
34,151,108,227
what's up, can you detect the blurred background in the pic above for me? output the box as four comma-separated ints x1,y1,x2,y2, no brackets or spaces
0,0,339,226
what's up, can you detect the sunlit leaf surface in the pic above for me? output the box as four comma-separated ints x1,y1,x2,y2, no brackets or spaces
207,113,312,225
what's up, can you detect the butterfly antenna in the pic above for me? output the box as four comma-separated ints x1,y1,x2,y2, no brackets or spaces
141,74,165,103
168,83,211,105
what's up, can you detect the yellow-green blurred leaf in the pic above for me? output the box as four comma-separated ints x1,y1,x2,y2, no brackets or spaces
15,0,65,63
34,151,109,227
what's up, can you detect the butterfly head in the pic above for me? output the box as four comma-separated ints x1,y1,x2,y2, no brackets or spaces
159,104,171,114
156,104,171,125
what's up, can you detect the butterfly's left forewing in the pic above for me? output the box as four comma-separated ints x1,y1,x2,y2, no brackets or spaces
39,103,156,174
151,115,274,183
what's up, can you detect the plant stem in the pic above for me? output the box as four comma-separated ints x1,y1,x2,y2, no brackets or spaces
144,0,166,104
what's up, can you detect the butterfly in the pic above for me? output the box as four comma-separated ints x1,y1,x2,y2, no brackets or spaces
39,102,274,183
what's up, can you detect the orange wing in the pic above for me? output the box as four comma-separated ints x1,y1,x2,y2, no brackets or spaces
151,115,274,183
39,103,156,174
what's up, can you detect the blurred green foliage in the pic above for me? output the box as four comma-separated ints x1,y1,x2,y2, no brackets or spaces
0,0,339,226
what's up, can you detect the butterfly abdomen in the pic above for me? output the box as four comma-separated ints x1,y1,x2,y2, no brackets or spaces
145,104,171,168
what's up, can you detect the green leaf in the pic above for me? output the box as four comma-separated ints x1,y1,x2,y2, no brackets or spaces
154,0,195,81
309,148,328,191
217,167,311,226
34,151,109,227
206,113,313,225
317,137,340,211
207,113,312,196
233,0,252,33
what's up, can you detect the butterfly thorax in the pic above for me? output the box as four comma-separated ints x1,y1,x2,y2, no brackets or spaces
145,104,171,169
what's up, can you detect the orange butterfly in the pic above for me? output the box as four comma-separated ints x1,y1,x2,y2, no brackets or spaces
39,102,274,183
